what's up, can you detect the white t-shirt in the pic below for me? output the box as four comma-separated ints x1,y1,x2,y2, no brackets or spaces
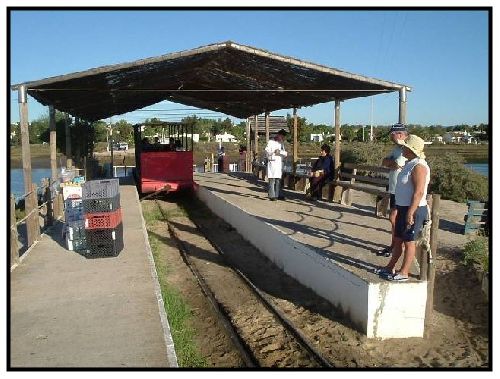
387,145,407,194
395,158,430,207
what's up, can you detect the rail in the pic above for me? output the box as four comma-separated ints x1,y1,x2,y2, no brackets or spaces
153,198,332,367
10,176,66,269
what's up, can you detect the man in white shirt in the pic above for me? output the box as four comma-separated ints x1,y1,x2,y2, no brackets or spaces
264,129,288,201
377,123,408,257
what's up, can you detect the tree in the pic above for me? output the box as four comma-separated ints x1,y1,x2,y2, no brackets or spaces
286,113,307,143
113,119,134,144
341,126,358,142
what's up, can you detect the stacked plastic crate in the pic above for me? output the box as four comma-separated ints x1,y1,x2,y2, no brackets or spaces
82,179,124,257
64,195,87,252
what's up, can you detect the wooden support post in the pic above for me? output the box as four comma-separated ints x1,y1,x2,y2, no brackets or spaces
45,179,53,227
253,115,258,161
31,183,40,242
110,123,114,178
18,85,33,198
65,113,72,169
399,87,407,124
74,117,81,168
265,111,270,143
55,192,64,220
334,100,341,179
18,85,37,247
424,194,440,338
245,118,251,172
10,195,19,267
293,107,298,174
49,105,58,182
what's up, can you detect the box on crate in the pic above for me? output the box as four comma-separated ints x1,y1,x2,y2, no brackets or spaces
62,185,83,201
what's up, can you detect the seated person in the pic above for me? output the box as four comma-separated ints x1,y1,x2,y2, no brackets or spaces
308,144,335,200
174,139,184,151
141,137,151,151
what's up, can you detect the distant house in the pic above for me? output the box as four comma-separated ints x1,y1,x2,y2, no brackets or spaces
325,133,342,142
443,131,476,144
429,135,443,143
310,133,324,142
215,132,237,143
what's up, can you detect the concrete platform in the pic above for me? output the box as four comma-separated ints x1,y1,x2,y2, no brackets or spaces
10,177,177,367
194,172,428,339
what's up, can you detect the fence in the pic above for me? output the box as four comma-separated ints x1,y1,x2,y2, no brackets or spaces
10,177,64,269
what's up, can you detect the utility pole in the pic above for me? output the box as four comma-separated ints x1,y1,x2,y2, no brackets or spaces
370,98,374,142
109,118,114,178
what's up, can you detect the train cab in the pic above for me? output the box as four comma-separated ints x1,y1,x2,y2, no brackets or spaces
133,122,194,194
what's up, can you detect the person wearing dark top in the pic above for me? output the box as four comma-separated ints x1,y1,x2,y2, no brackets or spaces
308,144,334,201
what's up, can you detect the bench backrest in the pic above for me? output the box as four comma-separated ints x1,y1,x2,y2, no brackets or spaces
339,163,390,187
464,200,489,234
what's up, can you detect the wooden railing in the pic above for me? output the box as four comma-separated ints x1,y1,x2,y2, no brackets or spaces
10,178,64,269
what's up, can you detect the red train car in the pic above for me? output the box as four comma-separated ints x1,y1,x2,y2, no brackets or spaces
133,122,194,194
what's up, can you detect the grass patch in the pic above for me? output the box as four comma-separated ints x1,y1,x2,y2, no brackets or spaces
462,234,489,273
144,204,207,368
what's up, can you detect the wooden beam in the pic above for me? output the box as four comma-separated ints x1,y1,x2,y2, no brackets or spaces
65,113,72,169
49,105,57,182
399,87,407,124
265,111,270,142
245,118,251,172
18,85,33,196
293,107,298,172
334,100,341,179
253,114,258,160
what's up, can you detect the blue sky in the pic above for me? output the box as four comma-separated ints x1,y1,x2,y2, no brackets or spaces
9,9,489,126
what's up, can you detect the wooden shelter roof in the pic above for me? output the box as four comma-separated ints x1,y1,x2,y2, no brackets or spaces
11,41,411,122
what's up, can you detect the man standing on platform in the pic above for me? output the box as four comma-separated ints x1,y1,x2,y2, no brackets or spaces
377,123,409,257
265,129,288,201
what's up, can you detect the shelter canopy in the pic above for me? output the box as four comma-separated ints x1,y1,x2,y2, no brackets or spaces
11,41,410,121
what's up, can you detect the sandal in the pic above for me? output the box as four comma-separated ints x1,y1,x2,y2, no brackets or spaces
375,267,394,278
389,273,409,282
376,247,392,257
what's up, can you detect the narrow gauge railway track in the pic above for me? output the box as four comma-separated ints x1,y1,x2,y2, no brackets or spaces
152,198,333,368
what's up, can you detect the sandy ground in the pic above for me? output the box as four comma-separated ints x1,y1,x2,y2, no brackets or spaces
143,184,489,368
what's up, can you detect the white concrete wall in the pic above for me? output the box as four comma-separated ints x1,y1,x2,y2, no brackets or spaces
196,185,427,339
367,282,427,338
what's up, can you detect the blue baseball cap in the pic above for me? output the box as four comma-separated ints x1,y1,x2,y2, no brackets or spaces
390,123,407,133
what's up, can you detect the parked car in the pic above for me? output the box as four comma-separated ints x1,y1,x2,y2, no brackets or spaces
113,142,129,151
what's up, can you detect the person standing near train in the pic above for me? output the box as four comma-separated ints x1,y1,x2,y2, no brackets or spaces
264,129,288,201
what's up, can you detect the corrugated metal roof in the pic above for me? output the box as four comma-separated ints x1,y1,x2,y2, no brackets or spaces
11,41,410,121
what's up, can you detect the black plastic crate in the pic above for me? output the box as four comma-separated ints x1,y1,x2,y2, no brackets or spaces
82,179,120,200
86,223,124,257
65,220,86,240
65,197,83,209
82,193,121,213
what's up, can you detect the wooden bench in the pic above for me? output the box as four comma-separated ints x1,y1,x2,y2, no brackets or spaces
332,163,391,217
282,170,310,191
252,161,267,181
464,200,489,234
